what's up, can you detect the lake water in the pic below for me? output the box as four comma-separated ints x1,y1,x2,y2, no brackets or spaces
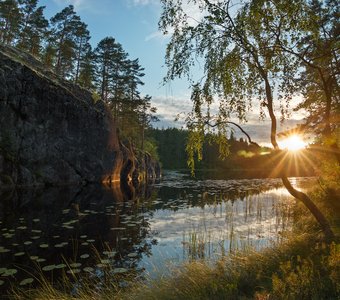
0,171,314,294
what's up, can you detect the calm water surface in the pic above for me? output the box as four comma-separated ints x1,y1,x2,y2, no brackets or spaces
0,171,315,294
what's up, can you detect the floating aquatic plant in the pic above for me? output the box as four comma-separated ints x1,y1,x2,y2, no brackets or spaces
19,278,34,286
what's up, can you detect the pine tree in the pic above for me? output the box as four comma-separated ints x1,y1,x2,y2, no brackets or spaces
49,5,79,78
0,0,21,45
16,0,48,56
125,58,145,101
73,20,91,84
94,37,128,104
78,48,95,89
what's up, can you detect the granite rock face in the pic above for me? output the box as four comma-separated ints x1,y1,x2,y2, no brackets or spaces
0,45,160,188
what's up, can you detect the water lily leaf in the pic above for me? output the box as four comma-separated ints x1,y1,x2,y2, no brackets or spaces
39,244,49,248
2,269,17,276
103,251,116,258
80,254,89,259
83,267,94,272
100,259,110,264
42,265,56,271
14,252,25,257
127,253,138,258
24,241,32,245
19,278,34,285
70,263,81,268
55,264,67,269
36,258,46,263
113,268,127,274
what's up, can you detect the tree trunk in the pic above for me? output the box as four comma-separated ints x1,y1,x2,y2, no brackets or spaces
264,73,334,241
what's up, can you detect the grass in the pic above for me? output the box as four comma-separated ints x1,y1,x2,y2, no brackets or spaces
10,183,340,300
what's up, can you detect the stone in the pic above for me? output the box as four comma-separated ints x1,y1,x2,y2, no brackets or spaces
0,45,160,189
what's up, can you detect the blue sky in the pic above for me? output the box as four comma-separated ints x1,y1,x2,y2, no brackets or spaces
40,0,195,127
38,0,306,145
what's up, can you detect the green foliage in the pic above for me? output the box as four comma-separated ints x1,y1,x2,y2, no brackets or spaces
159,0,339,172
91,92,101,103
143,138,159,161
272,244,340,299
0,2,158,155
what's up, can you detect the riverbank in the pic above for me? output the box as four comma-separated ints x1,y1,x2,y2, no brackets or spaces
11,180,340,300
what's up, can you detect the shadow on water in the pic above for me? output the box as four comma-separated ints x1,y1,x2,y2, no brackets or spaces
0,172,316,295
0,182,157,295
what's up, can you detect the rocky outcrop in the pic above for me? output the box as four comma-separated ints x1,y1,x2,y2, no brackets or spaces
0,45,160,189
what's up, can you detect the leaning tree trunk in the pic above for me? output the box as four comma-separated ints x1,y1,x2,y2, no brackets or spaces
264,78,335,241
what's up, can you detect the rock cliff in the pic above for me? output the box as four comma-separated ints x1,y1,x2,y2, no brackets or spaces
0,45,160,188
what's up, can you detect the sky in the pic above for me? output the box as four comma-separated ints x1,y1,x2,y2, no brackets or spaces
39,0,306,146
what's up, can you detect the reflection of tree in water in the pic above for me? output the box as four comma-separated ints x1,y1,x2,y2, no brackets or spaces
0,182,157,294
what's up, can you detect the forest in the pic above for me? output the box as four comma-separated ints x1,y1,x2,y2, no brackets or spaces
0,0,339,299
0,0,158,151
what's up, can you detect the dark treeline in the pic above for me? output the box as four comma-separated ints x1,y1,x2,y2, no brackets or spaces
148,128,315,178
0,0,158,150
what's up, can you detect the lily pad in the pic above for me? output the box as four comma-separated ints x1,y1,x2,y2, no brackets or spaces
80,235,87,239
39,244,49,248
19,278,34,286
70,263,81,268
30,256,39,260
100,259,110,264
33,219,40,223
0,247,10,253
127,253,138,258
55,264,67,269
17,226,27,230
2,269,17,276
81,242,89,246
24,241,33,245
113,268,128,274
83,267,94,272
103,251,116,258
14,252,25,257
36,258,46,263
42,265,56,271
80,254,89,259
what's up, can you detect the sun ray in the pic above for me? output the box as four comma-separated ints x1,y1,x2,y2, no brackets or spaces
278,135,307,151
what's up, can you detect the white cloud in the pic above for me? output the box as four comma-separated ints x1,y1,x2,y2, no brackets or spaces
150,93,305,145
53,0,92,11
127,0,159,7
145,30,169,42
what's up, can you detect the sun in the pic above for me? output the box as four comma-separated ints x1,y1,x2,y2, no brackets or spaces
279,135,306,151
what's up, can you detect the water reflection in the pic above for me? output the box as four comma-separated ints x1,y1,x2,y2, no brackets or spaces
0,172,315,294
